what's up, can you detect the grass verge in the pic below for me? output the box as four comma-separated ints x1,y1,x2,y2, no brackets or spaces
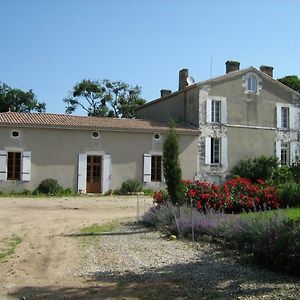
80,221,119,235
0,235,22,262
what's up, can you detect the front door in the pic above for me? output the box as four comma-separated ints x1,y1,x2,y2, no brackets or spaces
86,156,102,193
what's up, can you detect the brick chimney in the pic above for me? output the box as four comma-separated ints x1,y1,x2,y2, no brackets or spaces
260,65,273,78
225,61,240,73
178,69,189,90
160,89,172,98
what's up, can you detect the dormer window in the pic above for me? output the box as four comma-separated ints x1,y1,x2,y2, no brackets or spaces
243,72,261,95
247,75,257,93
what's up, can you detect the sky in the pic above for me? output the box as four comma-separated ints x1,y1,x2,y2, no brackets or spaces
1,0,300,115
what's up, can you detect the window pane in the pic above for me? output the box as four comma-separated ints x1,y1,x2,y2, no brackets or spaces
7,152,21,180
151,155,162,181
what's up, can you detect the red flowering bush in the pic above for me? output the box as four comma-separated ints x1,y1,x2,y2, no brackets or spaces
184,177,279,213
153,189,169,205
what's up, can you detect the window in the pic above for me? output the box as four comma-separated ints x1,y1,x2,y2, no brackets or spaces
247,75,257,93
92,131,100,139
281,142,290,165
211,100,221,123
7,152,21,180
281,107,289,129
211,138,221,164
151,155,162,181
11,130,20,138
153,133,161,141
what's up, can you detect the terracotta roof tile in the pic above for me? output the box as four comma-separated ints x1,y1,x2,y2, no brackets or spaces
0,112,198,135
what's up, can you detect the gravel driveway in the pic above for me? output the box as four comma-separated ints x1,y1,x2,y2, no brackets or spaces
1,197,299,299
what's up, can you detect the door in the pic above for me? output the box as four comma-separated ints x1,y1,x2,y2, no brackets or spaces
86,156,102,193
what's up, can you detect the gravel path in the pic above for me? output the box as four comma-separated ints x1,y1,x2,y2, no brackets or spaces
79,222,300,300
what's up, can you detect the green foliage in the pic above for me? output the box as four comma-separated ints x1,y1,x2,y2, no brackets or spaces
63,79,145,118
120,179,143,194
34,178,65,195
0,82,46,113
269,166,294,186
233,156,278,182
163,120,185,205
277,182,300,208
80,222,118,235
289,156,300,182
278,75,300,93
0,235,22,262
142,188,155,196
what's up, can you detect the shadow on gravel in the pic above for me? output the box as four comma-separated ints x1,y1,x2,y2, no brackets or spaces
9,258,299,300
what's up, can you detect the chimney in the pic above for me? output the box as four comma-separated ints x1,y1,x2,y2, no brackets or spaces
179,68,189,90
160,89,172,98
225,61,240,73
260,65,273,78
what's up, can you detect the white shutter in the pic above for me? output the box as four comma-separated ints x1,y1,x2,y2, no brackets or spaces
290,107,297,129
0,151,7,181
77,153,87,193
290,142,297,164
221,99,227,124
21,151,31,181
276,104,282,128
275,141,281,163
205,137,211,165
221,137,228,168
206,99,212,123
102,154,111,194
143,154,151,182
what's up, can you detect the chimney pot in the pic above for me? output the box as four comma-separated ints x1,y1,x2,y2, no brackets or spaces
160,89,172,98
225,61,240,73
260,65,273,78
179,69,189,90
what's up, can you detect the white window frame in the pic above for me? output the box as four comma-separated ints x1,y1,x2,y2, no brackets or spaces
281,107,289,129
247,75,257,93
205,137,228,167
206,97,227,124
211,100,221,123
243,72,261,95
280,142,290,166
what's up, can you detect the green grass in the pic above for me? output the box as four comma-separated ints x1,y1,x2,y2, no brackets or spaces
0,235,22,262
80,222,119,235
240,208,300,221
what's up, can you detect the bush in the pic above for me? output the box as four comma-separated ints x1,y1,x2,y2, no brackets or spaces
34,178,63,195
290,156,300,182
269,166,294,186
153,189,169,205
233,156,278,182
278,182,300,208
120,179,142,194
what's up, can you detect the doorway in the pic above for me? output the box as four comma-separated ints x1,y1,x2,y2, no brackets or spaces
86,155,102,193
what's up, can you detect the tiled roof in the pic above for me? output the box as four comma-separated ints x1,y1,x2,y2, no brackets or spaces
0,112,198,134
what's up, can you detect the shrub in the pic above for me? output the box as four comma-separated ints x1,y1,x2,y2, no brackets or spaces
120,179,142,194
153,189,169,205
233,156,278,182
269,166,294,186
290,156,300,182
34,178,63,195
163,120,185,205
277,182,300,208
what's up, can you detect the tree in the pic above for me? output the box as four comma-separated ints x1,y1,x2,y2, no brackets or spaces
163,120,185,205
0,82,46,113
278,75,300,93
64,79,145,118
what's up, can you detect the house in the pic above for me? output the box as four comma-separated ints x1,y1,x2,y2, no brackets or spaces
136,61,300,184
1,60,299,193
0,112,198,193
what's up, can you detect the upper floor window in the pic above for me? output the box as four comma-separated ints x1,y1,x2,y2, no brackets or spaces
281,107,289,129
247,75,257,93
211,100,221,123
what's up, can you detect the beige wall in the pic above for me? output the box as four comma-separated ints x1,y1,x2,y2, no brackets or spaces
0,127,198,192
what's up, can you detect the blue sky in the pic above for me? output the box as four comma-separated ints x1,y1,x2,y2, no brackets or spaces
1,0,299,115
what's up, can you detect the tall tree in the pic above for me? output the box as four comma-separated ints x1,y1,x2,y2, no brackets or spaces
0,82,46,113
64,79,145,118
278,75,300,93
163,120,185,205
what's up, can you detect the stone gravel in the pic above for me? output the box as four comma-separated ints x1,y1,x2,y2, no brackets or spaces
78,221,300,299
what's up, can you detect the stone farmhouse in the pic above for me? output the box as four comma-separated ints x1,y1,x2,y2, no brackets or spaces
0,61,299,193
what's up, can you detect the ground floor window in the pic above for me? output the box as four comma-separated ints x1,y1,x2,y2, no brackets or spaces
281,142,290,165
211,138,221,164
151,155,162,182
7,152,21,180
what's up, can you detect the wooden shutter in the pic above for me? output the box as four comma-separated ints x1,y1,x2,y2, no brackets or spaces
275,141,281,163
205,137,211,165
77,153,87,193
221,137,228,167
21,151,31,181
206,99,212,123
276,104,282,128
289,107,298,130
102,154,111,194
143,154,151,182
0,151,7,181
